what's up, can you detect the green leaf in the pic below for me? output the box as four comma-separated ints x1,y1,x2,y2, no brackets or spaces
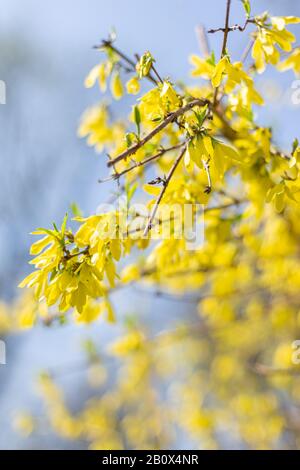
133,105,141,137
151,116,163,122
60,213,68,238
52,222,59,233
70,203,83,218
242,0,251,18
193,104,208,127
206,51,216,66
125,132,133,148
292,138,299,154
49,269,58,282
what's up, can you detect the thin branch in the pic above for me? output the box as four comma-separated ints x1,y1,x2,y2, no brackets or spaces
63,248,89,261
96,40,158,86
101,40,136,67
250,362,300,377
205,200,245,212
218,188,241,204
107,98,208,167
203,159,212,194
133,281,277,306
208,18,255,34
151,63,164,84
132,285,203,303
143,144,187,236
99,142,186,183
221,0,232,56
214,106,237,140
213,0,232,107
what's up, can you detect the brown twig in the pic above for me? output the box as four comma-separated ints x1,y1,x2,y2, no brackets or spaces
143,144,187,236
96,40,158,86
213,0,232,107
107,99,208,168
214,106,237,140
208,18,255,34
100,142,186,183
251,362,300,377
221,0,232,57
151,63,164,84
63,248,89,261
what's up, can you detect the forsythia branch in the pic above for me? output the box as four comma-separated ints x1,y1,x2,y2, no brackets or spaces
96,39,159,86
213,0,232,106
107,99,208,167
143,144,187,236
207,18,255,34
100,142,186,183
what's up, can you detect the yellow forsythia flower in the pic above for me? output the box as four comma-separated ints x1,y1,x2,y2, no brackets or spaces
75,300,103,324
84,63,107,91
189,54,214,80
120,264,140,283
212,56,229,88
278,48,300,76
136,51,154,78
252,15,300,73
110,72,123,100
126,76,140,95
109,330,145,356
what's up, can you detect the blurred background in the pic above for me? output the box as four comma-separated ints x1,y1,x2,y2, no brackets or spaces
0,0,299,449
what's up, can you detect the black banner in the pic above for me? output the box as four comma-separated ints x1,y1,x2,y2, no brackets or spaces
0,450,297,466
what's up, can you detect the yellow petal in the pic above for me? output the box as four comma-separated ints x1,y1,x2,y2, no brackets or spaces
110,239,121,261
189,55,214,79
271,17,286,31
18,271,40,288
202,135,214,158
84,65,101,88
126,76,140,95
143,184,161,196
252,38,265,74
212,57,228,88
110,72,123,100
98,63,107,92
280,16,300,25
